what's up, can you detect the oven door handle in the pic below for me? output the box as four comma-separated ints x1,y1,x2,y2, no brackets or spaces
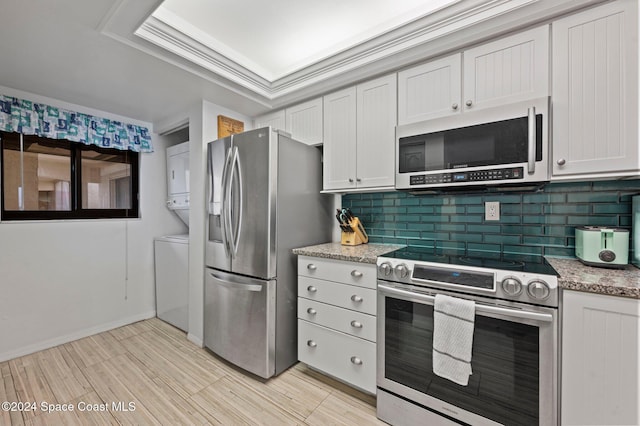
378,284,554,323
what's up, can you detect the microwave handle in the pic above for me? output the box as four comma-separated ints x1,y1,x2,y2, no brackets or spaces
378,284,553,323
527,106,536,174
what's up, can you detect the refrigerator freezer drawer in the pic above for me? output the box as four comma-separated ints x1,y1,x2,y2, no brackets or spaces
204,268,276,378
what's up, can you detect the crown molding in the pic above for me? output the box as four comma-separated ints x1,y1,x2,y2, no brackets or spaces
101,0,610,110
133,0,538,100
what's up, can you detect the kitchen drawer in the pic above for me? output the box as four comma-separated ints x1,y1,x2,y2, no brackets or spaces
298,276,376,315
298,298,376,342
298,256,376,289
298,320,376,394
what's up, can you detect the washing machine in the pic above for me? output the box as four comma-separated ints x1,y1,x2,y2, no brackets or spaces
154,234,189,332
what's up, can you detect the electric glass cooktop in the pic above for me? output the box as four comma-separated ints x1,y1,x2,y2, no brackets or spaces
381,246,559,276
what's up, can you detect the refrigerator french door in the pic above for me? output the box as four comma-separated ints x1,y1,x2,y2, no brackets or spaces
204,127,332,379
206,128,275,278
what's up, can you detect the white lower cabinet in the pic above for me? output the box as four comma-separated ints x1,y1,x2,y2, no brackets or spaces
298,321,376,394
297,256,377,394
561,290,640,425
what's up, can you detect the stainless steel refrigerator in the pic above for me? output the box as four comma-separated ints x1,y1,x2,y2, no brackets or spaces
204,127,333,378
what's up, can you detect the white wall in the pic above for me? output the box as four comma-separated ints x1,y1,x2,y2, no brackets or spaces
0,86,184,362
186,100,253,346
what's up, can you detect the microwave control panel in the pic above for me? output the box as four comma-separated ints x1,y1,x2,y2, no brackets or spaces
409,167,524,186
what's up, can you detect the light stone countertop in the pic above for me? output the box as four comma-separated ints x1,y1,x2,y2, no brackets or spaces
547,258,640,299
292,242,405,264
292,244,640,299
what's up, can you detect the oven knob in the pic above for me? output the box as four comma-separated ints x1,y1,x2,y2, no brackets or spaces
394,264,410,279
527,280,551,300
378,262,393,277
501,277,522,296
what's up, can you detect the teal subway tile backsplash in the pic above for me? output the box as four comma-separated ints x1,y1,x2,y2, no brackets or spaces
344,180,640,259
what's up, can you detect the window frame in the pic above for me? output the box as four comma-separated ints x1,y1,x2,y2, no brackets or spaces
0,131,140,221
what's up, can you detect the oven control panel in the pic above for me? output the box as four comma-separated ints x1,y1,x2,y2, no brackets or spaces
377,259,558,308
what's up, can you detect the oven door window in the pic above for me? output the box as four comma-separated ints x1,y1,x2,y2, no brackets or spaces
385,297,539,426
397,115,543,173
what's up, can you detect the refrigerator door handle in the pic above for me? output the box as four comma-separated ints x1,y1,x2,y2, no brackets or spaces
208,271,263,292
230,146,243,258
221,146,234,258
207,145,214,214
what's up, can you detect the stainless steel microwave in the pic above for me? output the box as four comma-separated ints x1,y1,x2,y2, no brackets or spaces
395,97,549,190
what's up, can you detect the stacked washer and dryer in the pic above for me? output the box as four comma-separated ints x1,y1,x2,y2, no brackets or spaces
154,141,189,332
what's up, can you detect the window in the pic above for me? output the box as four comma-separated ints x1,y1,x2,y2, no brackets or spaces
1,131,139,220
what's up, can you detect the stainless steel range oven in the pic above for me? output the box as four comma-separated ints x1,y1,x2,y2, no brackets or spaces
376,248,559,426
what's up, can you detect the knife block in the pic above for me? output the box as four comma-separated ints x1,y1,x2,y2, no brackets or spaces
340,217,369,246
341,230,366,246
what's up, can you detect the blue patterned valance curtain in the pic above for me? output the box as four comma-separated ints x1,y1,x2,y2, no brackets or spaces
0,94,153,152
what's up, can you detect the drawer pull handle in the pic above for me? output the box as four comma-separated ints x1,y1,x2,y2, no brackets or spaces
350,356,363,365
350,270,363,278
307,308,317,315
307,340,317,348
350,320,363,328
351,295,363,303
307,286,317,293
307,264,317,271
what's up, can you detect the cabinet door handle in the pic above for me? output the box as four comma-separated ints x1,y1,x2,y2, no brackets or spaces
452,103,459,110
307,308,317,315
350,270,363,278
351,295,363,303
307,286,317,293
348,178,354,183
557,158,566,166
465,100,473,107
307,340,317,348
350,356,363,365
350,320,363,328
356,178,362,182
307,264,317,271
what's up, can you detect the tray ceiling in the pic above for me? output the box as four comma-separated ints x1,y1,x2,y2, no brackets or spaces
148,0,458,82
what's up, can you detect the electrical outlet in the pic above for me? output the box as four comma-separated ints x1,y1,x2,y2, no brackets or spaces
485,201,500,221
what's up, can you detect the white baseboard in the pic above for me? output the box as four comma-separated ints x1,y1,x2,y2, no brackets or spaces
0,310,156,363
187,332,203,348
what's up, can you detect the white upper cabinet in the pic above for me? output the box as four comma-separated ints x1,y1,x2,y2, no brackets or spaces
323,87,357,191
356,75,397,189
254,109,285,132
285,98,323,146
254,98,323,145
398,25,549,125
551,0,639,178
463,25,549,111
397,54,461,124
323,74,397,192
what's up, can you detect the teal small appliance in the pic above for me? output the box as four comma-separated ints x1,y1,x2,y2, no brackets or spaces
575,226,629,268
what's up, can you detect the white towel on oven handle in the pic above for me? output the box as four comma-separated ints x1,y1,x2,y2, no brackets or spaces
432,293,475,386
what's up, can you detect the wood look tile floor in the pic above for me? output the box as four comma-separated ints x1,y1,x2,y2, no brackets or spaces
0,318,385,425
